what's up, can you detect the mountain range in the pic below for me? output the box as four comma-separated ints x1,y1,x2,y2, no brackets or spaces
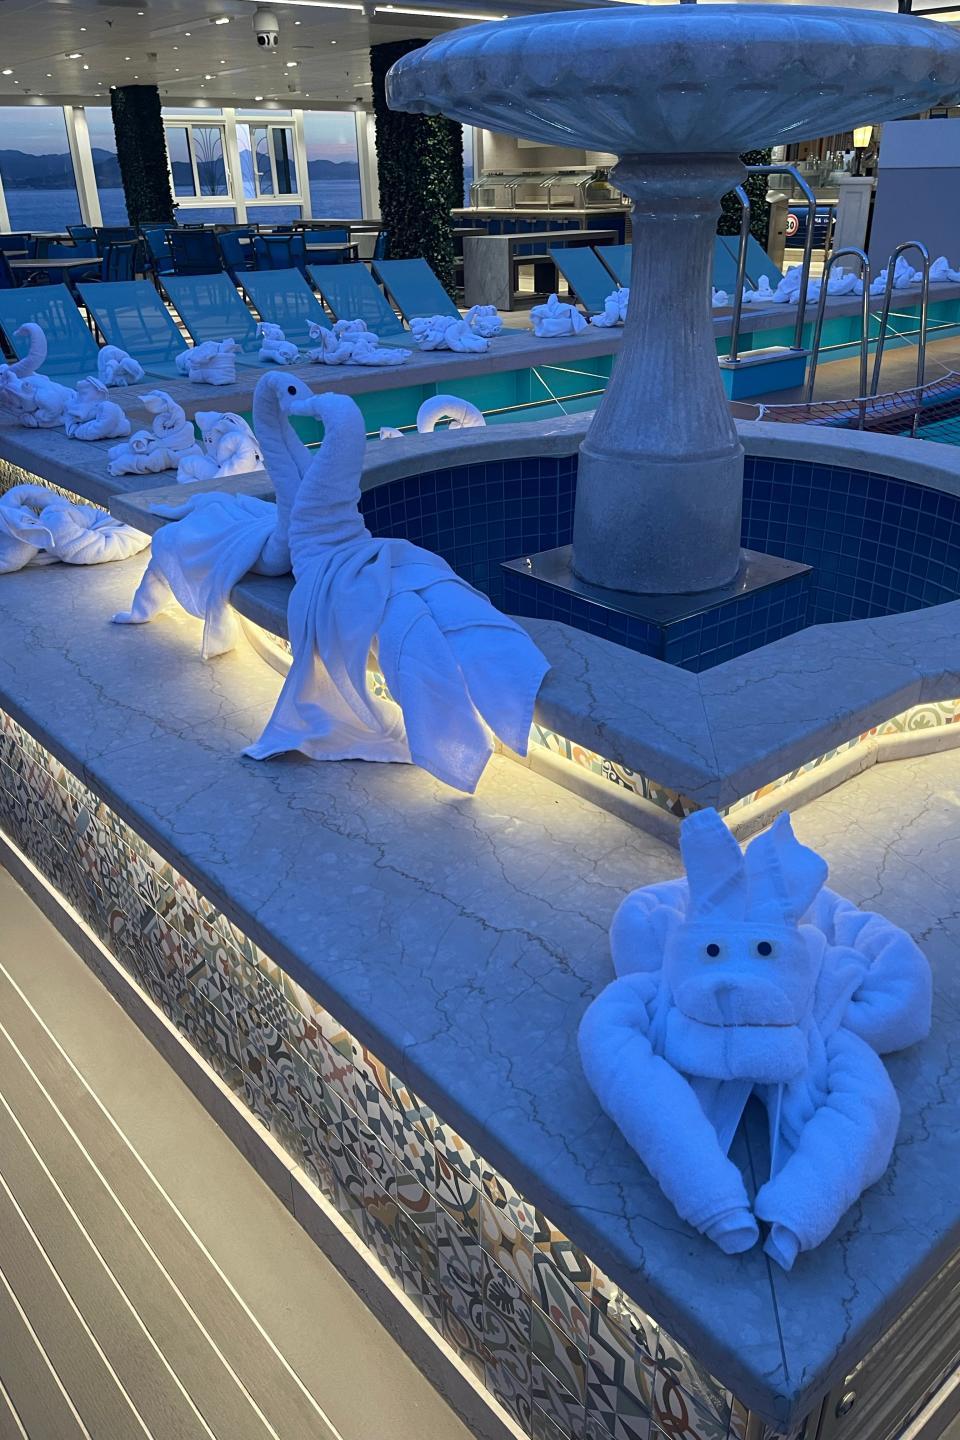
0,146,360,190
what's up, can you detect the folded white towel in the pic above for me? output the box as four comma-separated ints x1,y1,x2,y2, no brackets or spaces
712,288,730,308
930,255,960,284
175,410,263,483
579,808,931,1268
0,371,77,429
258,322,301,365
175,338,238,386
416,395,486,432
590,288,628,328
112,373,313,652
411,314,489,352
0,483,148,573
464,304,503,338
530,294,587,338
245,391,550,793
108,390,199,476
306,319,411,367
64,377,132,441
98,345,145,388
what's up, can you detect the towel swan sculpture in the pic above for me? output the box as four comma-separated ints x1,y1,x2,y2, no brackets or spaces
244,390,549,793
579,808,932,1269
112,372,313,657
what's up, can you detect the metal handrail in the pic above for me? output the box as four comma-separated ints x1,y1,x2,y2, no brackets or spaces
805,246,871,427
745,163,819,352
870,242,931,424
725,184,752,365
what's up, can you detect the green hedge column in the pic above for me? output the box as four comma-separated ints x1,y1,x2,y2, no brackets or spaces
370,39,464,297
718,148,773,247
110,85,175,228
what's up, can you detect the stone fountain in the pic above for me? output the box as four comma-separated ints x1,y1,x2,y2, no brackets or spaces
387,6,960,595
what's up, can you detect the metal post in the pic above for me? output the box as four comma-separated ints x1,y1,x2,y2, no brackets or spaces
745,163,819,351
804,245,871,426
726,184,751,365
869,241,931,411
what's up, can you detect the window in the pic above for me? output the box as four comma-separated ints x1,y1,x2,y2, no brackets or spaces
237,122,299,201
84,107,128,225
164,120,228,199
0,106,82,230
463,125,474,206
303,111,361,219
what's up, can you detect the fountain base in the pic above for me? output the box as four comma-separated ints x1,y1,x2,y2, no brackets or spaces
503,544,811,672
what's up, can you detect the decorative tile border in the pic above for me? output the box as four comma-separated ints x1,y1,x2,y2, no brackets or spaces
0,703,806,1440
527,698,960,825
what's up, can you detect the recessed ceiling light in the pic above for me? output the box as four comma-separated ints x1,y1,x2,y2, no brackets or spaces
67,52,82,59
83,63,89,69
174,67,180,72
214,14,230,21
184,31,191,36
1,69,12,76
254,93,263,99
286,59,297,65
134,73,139,78
80,25,86,30
124,55,131,60
374,3,507,14
204,72,214,79
46,72,51,78
137,9,144,14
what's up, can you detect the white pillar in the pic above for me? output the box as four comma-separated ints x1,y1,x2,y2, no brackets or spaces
293,109,311,220
221,107,247,223
64,105,103,227
0,173,11,234
356,110,380,220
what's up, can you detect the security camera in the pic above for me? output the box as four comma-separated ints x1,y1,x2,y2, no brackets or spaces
253,8,280,47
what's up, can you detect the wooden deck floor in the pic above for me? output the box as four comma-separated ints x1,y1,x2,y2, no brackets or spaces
0,865,470,1440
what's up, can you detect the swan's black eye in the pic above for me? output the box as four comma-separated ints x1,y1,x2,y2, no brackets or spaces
755,940,774,958
287,384,297,395
705,943,721,958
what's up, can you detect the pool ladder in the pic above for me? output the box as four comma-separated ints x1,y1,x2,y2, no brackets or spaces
803,240,931,431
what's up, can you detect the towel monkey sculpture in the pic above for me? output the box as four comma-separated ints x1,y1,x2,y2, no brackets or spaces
579,808,931,1269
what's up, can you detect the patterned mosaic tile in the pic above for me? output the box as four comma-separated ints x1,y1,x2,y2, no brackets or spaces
0,711,776,1440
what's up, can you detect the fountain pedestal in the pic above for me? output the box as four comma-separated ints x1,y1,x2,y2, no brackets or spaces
573,156,745,595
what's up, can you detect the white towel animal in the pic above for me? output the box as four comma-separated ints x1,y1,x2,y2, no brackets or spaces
0,484,148,573
258,323,300,365
530,294,586,338
411,314,489,353
108,390,199,476
378,393,487,440
112,373,313,657
97,345,145,387
590,288,628,328
711,288,730,308
306,319,410,367
930,255,960,284
743,275,776,305
0,322,47,381
175,410,263,484
0,371,77,428
244,391,549,793
464,304,503,338
175,338,238,386
579,808,931,1269
64,377,132,441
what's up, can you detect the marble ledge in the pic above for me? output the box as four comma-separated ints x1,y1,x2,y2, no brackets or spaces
109,416,960,812
0,555,958,1431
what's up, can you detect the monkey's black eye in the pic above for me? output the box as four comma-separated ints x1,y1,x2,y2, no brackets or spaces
705,943,721,958
287,384,297,395
755,940,774,958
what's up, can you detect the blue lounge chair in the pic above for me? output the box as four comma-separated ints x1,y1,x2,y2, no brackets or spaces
78,279,186,379
372,258,460,322
596,244,632,287
241,269,330,347
715,235,784,295
547,245,614,315
712,237,741,295
218,230,255,287
0,285,100,383
307,263,407,340
162,272,263,365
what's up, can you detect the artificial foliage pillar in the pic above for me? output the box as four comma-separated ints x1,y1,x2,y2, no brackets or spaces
110,85,175,228
370,39,463,297
718,148,773,246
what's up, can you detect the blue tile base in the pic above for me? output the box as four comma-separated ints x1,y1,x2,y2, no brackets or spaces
501,546,812,673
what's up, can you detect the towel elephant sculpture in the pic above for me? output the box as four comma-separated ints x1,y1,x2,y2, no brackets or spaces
579,808,931,1269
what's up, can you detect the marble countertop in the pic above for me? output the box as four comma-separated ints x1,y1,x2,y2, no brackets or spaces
0,554,956,1431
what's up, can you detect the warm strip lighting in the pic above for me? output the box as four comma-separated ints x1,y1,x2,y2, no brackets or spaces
236,0,365,9
375,3,508,15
